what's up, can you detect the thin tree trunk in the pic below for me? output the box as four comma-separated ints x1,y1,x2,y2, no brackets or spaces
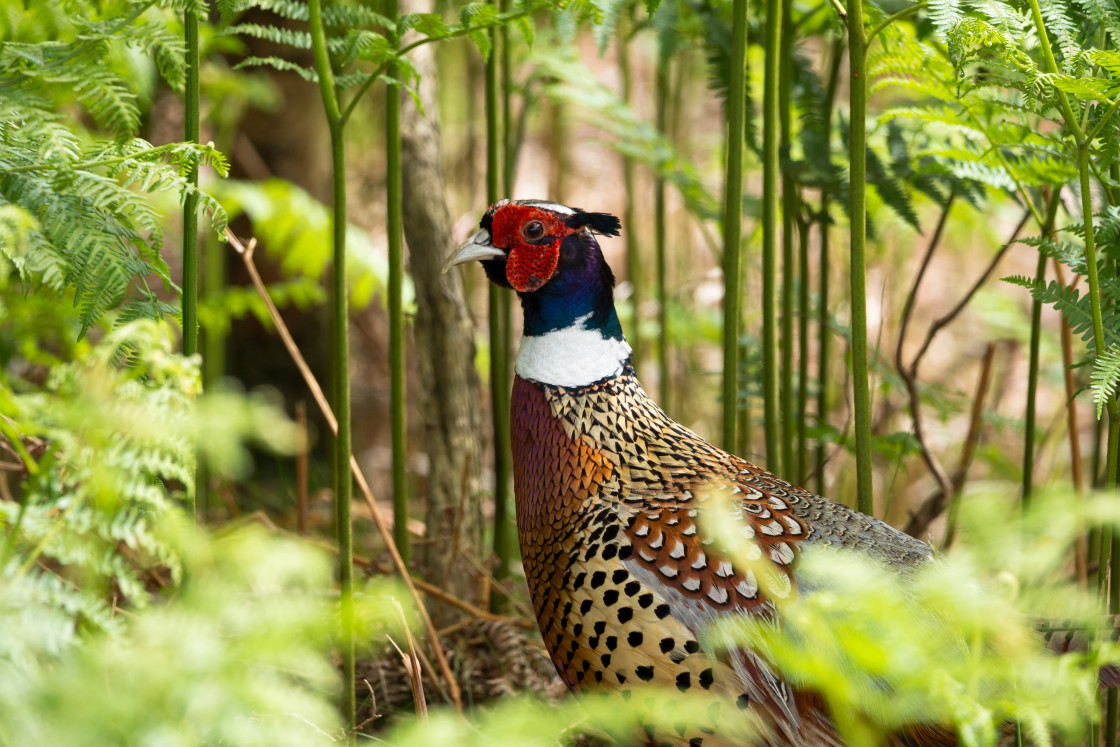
400,8,485,623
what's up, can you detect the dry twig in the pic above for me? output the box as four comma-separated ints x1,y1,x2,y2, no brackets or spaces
390,599,428,719
901,209,1031,538
227,229,463,713
943,342,998,547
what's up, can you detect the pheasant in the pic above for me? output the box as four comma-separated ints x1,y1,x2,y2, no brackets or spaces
444,199,955,746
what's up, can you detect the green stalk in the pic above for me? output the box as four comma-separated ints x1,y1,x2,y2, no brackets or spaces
737,331,752,455
1078,147,1110,388
500,0,513,194
655,52,670,410
848,0,873,515
308,0,354,734
817,35,843,496
1021,0,1120,726
797,218,810,482
486,28,513,593
1027,0,1083,142
619,13,641,371
778,0,796,479
198,235,225,520
1021,251,1046,506
497,10,514,596
1023,194,1060,506
182,4,200,519
722,0,748,452
759,0,781,467
1109,408,1120,745
386,14,409,565
1081,136,1120,745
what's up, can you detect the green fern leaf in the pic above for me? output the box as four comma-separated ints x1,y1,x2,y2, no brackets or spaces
928,0,963,42
1036,0,1082,69
866,140,921,230
1092,345,1120,418
593,0,627,55
234,56,318,82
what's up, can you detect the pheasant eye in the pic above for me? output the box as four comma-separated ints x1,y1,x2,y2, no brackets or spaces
522,220,545,241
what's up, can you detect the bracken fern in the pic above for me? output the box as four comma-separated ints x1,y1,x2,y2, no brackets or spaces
0,1,229,338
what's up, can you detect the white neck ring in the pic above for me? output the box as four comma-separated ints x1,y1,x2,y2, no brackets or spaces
515,314,631,387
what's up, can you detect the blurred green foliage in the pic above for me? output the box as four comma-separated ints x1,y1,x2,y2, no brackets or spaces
702,490,1117,746
2,0,1120,743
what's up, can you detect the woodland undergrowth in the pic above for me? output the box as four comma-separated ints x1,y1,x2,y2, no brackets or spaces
2,0,1120,744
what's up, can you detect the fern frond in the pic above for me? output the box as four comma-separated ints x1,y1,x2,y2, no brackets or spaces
1036,0,1082,70
131,20,189,91
866,139,920,230
237,0,310,21
1092,345,1120,418
1003,275,1120,350
928,0,963,42
225,22,312,49
592,0,627,55
71,70,141,135
1077,0,1120,47
234,55,318,82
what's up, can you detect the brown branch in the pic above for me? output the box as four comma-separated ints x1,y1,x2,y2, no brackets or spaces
909,210,1031,373
242,513,532,629
902,210,1031,538
895,197,957,523
952,342,997,493
226,229,463,713
410,576,533,629
943,342,998,547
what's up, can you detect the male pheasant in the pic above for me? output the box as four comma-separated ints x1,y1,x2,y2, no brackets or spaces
446,199,948,746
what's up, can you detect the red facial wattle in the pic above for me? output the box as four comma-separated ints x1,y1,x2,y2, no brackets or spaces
505,245,559,292
488,205,572,293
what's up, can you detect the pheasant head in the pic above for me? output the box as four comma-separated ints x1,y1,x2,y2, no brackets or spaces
446,199,629,387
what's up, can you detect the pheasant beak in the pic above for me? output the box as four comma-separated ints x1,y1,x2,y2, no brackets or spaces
443,228,505,273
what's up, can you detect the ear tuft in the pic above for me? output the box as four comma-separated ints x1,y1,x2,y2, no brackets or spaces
566,211,622,237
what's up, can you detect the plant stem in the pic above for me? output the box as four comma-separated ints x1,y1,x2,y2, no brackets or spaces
182,3,200,520
308,0,355,734
723,0,748,453
386,14,409,567
500,0,514,194
1023,193,1061,506
1022,252,1046,506
656,51,670,410
338,8,536,126
1026,0,1083,142
227,230,463,712
817,35,844,496
797,216,811,482
759,0,781,466
1053,260,1089,587
779,0,796,479
944,342,997,547
738,329,752,456
619,12,642,372
848,0,873,515
486,29,513,595
1107,403,1120,747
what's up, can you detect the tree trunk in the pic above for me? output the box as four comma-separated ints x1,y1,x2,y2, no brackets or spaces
400,6,486,624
